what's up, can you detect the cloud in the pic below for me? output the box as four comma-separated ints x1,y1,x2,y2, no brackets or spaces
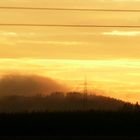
0,75,67,97
112,0,140,1
0,31,17,37
102,30,140,36
17,40,87,46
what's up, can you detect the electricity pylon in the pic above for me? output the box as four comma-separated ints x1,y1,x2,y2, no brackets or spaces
83,76,88,110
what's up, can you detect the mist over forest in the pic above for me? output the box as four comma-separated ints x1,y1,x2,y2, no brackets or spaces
0,74,67,96
0,74,139,113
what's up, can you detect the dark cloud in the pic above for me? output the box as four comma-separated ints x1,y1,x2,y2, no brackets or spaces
0,75,66,96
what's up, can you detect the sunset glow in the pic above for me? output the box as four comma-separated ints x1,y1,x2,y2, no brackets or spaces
0,0,140,103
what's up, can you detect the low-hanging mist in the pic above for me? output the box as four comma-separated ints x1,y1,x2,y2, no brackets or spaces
0,74,67,97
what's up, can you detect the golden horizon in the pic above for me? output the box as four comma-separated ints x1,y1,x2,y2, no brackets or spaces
0,0,140,104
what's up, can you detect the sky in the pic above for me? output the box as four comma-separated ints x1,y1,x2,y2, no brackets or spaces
0,0,140,103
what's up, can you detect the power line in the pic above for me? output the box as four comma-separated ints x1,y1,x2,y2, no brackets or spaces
0,6,140,12
0,23,140,28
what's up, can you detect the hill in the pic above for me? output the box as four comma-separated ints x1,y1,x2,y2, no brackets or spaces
0,92,137,112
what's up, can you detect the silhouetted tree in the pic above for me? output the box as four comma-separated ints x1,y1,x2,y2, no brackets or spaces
134,102,140,112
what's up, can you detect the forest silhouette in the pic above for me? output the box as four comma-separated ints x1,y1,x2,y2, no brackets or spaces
0,75,140,137
0,74,139,113
0,92,139,113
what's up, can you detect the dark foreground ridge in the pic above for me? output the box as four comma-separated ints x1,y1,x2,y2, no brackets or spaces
0,111,140,136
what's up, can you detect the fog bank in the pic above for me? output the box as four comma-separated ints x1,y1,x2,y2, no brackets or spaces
0,75,66,96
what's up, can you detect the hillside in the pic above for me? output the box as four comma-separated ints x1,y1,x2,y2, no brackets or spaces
0,92,136,112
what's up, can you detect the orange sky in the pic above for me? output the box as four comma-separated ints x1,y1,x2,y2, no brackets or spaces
0,0,140,103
